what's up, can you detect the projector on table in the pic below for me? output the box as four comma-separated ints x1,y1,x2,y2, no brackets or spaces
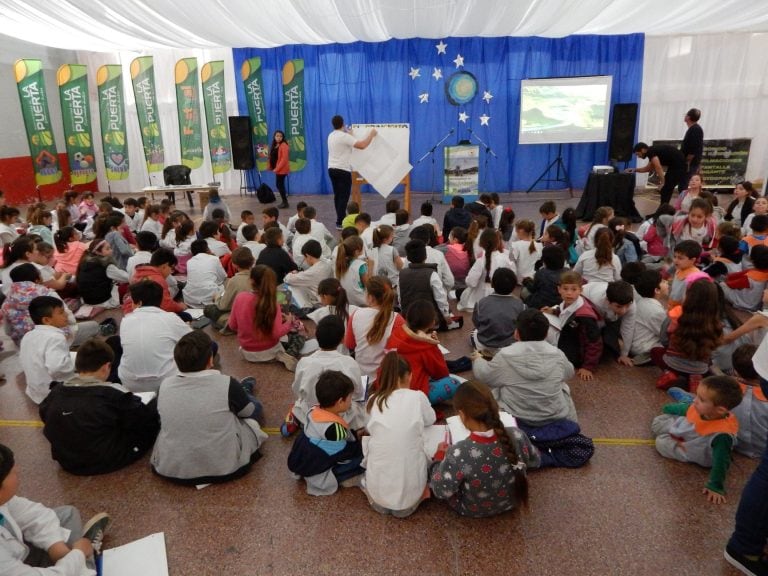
592,165,615,174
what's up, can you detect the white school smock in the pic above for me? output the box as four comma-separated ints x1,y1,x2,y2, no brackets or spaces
184,253,227,308
363,388,436,511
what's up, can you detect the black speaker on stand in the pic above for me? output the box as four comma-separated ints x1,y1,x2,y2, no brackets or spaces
229,116,256,196
609,103,638,169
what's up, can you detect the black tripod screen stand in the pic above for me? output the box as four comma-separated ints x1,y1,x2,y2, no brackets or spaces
525,143,573,195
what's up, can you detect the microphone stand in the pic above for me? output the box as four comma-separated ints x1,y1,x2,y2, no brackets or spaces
467,128,497,192
417,128,455,202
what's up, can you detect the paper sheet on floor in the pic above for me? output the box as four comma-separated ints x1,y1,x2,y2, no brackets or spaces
423,425,448,458
446,412,517,444
102,532,169,576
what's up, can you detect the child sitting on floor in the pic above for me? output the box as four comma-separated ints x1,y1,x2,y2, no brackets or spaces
255,227,297,284
630,270,668,366
341,201,359,229
288,371,365,496
199,220,231,258
573,228,622,284
76,238,129,308
398,239,453,332
652,375,742,504
731,344,768,459
123,248,187,316
19,296,75,404
284,240,334,310
385,299,461,405
472,268,525,356
458,229,513,311
721,245,768,311
413,202,441,238
335,236,369,307
151,331,267,485
183,239,227,308
204,247,255,330
522,245,566,309
240,223,264,262
126,230,158,278
667,240,702,309
0,443,111,574
40,337,160,475
509,220,542,282
473,308,576,426
429,380,531,517
581,280,636,368
363,351,436,518
236,210,255,245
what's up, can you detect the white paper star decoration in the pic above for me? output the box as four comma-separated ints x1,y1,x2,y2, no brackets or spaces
483,90,493,103
458,111,469,123
419,93,429,104
432,67,442,81
436,40,447,55
453,54,464,68
479,114,490,126
408,67,420,80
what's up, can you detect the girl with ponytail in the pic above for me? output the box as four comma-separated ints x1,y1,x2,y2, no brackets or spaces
509,219,542,282
344,276,404,379
364,351,436,518
335,236,369,306
458,228,513,311
53,227,87,275
228,265,297,371
573,227,621,283
430,380,531,517
370,224,403,289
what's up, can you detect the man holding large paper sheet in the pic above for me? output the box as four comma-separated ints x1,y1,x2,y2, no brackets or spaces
327,116,376,229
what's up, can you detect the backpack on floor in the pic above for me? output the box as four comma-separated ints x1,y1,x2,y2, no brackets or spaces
257,183,275,204
518,419,595,468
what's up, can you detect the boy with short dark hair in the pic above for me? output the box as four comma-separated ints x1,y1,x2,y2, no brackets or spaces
240,223,263,261
544,271,603,381
291,217,314,268
284,239,334,309
205,247,255,330
582,280,637,367
255,227,297,283
0,443,111,574
151,331,267,484
183,239,227,308
40,338,161,475
123,248,187,314
380,198,400,226
236,209,255,246
472,268,525,356
631,269,668,365
722,245,768,311
538,200,562,237
399,239,452,331
652,375,743,504
473,308,577,425
262,206,291,243
122,197,140,232
19,296,75,404
303,205,335,253
126,230,158,278
443,195,472,241
199,220,230,257
392,209,411,255
341,201,360,229
290,315,364,431
739,213,768,255
668,239,702,309
287,370,365,495
413,201,441,237
287,201,308,234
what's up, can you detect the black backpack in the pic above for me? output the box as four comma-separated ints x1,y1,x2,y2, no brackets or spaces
257,182,275,204
518,420,595,468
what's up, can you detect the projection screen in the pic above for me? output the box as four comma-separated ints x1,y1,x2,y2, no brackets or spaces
519,76,613,144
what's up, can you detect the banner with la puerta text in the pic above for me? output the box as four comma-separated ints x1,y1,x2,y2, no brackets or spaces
241,57,269,171
14,59,62,186
57,64,96,185
282,59,306,172
97,65,129,181
130,56,164,173
175,58,204,170
201,60,231,174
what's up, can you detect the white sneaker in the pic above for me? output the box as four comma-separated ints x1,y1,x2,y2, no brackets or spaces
276,350,298,372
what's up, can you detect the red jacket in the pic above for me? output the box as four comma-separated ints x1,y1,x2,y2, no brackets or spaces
270,142,290,175
558,298,603,372
383,323,448,397
122,265,185,314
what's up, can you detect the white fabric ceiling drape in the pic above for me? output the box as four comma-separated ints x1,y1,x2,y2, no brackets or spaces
2,0,768,51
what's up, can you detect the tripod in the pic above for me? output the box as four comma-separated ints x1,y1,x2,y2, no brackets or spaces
416,128,455,202
467,128,497,191
526,143,573,194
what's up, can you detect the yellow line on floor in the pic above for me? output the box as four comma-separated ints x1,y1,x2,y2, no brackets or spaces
0,419,44,428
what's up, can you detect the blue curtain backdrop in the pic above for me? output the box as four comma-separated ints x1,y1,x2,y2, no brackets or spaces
232,34,643,196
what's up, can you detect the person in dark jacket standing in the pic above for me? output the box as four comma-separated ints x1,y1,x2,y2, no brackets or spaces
681,108,704,190
627,142,687,211
40,338,160,476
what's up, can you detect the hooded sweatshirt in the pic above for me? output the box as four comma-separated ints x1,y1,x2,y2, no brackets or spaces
384,323,449,397
473,339,576,425
122,264,185,314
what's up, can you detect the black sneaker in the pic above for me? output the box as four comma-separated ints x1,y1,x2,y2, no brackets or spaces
83,512,112,554
724,544,768,576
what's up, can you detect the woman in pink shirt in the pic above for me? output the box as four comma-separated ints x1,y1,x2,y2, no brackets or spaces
228,265,297,371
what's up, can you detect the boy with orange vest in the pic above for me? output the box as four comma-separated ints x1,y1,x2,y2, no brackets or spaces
731,344,768,459
722,245,768,311
652,375,743,504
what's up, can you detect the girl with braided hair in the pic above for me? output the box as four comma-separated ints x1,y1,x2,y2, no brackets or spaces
429,380,533,517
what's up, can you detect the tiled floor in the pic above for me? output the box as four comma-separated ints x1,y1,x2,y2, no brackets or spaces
0,187,754,575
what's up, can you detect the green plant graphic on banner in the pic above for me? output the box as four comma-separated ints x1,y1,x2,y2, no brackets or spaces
130,56,164,173
96,65,129,181
241,57,268,170
282,59,307,172
201,60,231,174
14,59,62,186
57,64,96,185
175,58,203,170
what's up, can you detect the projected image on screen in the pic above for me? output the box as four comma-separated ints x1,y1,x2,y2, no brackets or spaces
519,76,612,144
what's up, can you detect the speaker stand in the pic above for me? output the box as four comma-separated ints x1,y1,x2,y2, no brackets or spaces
239,170,248,197
525,143,573,196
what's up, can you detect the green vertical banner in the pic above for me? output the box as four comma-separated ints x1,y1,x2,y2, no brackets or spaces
282,59,307,172
175,58,203,170
14,59,62,186
201,61,231,174
241,57,269,170
97,65,129,180
130,56,164,173
57,64,96,185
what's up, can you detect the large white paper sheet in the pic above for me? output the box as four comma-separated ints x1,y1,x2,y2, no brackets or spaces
351,134,412,198
102,532,169,576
